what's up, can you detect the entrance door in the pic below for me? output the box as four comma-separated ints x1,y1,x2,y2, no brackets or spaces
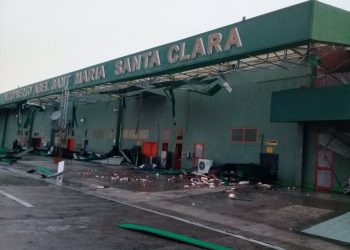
315,143,334,191
304,123,350,192
174,143,182,169
173,128,184,169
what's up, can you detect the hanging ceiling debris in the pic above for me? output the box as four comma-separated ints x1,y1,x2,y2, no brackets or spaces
0,44,315,110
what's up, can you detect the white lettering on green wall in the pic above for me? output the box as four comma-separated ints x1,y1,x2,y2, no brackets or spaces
34,81,49,94
207,33,223,54
51,75,71,91
168,45,179,63
191,37,207,59
224,27,242,50
179,42,190,61
114,50,161,76
0,26,243,105
149,50,161,68
75,65,105,85
168,26,242,64
5,86,33,101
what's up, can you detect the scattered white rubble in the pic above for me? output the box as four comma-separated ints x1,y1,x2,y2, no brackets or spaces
119,177,129,182
226,187,238,199
238,181,250,185
228,193,237,199
257,182,272,189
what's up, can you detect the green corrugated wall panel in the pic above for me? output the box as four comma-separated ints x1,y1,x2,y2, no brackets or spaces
311,1,350,45
0,95,120,153
271,85,350,122
3,110,21,148
75,96,119,153
32,109,54,145
121,65,311,184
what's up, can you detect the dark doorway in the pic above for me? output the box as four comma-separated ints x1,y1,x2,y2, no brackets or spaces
162,142,168,152
174,143,183,169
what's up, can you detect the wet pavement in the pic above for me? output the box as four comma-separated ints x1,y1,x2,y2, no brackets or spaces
0,169,234,250
1,154,349,249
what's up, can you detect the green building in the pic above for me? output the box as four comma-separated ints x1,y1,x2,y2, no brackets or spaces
1,0,350,193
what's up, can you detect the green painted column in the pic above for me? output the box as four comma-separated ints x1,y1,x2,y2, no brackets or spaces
27,110,36,147
1,111,9,148
295,122,304,187
114,97,124,151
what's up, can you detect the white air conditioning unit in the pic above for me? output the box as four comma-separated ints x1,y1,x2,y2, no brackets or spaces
197,159,213,175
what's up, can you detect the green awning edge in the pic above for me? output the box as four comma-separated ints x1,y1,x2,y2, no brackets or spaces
271,85,350,122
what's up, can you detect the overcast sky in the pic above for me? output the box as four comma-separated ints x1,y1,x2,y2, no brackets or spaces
0,0,349,93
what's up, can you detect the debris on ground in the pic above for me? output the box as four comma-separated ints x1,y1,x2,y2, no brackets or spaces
138,163,157,169
27,161,65,178
226,187,253,201
257,182,272,190
118,223,232,250
228,193,237,199
189,175,221,188
238,181,250,185
226,187,238,199
119,149,132,164
63,157,279,194
92,156,124,165
119,177,131,182
136,167,183,176
0,156,20,165
0,147,22,165
14,147,34,157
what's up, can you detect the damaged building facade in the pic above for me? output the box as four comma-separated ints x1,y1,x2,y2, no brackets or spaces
0,1,350,193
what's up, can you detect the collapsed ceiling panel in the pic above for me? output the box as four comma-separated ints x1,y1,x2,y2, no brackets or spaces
1,43,348,109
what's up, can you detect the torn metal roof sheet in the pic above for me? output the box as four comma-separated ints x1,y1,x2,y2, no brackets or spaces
1,1,350,108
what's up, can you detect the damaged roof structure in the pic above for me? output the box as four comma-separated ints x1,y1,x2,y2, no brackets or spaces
0,0,350,193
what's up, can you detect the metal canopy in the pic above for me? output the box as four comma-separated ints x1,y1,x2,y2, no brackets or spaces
1,0,350,108
0,43,347,110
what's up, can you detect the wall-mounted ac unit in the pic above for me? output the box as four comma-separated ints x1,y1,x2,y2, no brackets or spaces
197,159,213,175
